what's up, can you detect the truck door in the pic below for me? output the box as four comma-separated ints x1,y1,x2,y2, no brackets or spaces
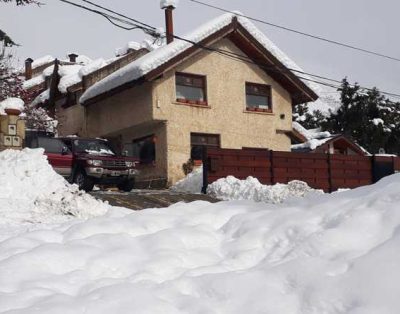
37,137,73,178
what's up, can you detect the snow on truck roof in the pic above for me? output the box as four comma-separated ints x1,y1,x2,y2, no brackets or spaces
80,12,319,104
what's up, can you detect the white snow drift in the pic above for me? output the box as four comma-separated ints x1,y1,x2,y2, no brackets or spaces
170,167,321,204
0,171,400,313
170,166,203,194
0,148,111,230
208,176,322,203
1,149,400,313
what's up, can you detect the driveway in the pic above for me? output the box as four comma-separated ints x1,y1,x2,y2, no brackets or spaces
90,189,219,210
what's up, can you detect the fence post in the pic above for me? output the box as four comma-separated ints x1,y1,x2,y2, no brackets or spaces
392,156,396,174
371,154,376,183
269,150,274,185
327,153,333,193
201,146,208,194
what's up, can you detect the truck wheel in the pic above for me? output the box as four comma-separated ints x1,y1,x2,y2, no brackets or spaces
74,170,94,192
117,179,135,192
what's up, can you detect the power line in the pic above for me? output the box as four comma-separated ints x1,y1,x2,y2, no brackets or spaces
186,0,400,63
80,0,156,31
57,0,400,100
57,0,158,35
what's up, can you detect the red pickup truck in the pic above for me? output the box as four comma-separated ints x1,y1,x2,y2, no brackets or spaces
29,137,138,192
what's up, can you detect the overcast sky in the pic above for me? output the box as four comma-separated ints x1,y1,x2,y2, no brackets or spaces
1,0,400,96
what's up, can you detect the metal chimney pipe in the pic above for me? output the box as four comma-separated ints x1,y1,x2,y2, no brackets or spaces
165,6,174,44
25,58,33,80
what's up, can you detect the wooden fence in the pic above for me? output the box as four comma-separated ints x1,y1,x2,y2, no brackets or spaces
202,148,400,193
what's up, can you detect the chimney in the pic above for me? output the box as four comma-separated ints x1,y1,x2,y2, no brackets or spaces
68,53,78,63
160,1,177,44
25,58,33,80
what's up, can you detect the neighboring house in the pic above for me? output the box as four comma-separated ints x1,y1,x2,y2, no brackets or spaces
26,8,320,187
291,122,367,156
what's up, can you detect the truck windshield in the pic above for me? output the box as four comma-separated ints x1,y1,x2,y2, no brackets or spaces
73,139,115,156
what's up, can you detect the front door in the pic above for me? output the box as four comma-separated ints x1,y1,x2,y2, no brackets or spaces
190,133,220,161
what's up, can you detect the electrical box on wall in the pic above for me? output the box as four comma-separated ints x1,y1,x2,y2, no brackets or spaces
0,112,25,151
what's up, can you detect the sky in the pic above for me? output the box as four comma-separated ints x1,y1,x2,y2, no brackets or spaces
1,0,400,97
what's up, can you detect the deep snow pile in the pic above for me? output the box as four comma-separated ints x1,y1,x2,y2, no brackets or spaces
208,176,322,203
0,148,111,228
170,166,203,193
1,174,400,313
170,168,321,203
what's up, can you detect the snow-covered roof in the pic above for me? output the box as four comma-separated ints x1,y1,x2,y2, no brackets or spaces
31,55,54,69
31,89,50,107
292,121,332,141
0,97,24,115
291,137,333,152
115,41,142,57
80,12,319,104
291,121,336,152
25,57,109,102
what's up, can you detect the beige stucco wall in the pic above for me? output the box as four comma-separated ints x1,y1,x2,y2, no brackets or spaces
152,38,293,184
56,104,86,136
85,82,154,137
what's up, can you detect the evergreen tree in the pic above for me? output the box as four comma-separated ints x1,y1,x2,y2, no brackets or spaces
323,79,400,154
293,103,326,129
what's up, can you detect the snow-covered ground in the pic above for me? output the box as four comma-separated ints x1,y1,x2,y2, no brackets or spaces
1,149,400,313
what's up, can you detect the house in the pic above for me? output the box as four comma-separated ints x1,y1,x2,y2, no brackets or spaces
291,122,367,155
25,5,320,187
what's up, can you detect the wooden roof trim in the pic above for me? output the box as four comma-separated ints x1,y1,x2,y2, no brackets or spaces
230,24,318,104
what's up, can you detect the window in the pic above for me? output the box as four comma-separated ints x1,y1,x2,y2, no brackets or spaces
190,133,220,160
128,135,156,164
31,137,70,154
176,72,207,106
72,139,115,156
245,82,272,112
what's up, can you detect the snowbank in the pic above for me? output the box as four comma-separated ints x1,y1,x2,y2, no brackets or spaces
0,97,24,115
0,148,111,228
208,176,322,203
170,167,203,193
170,168,321,204
1,173,400,313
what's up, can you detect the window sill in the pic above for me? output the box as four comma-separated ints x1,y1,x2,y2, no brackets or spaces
244,109,274,115
174,100,211,109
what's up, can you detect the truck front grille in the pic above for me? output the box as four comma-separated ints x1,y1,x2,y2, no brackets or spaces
102,160,126,168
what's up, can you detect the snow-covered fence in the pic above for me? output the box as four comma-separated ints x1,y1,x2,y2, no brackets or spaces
202,148,400,193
